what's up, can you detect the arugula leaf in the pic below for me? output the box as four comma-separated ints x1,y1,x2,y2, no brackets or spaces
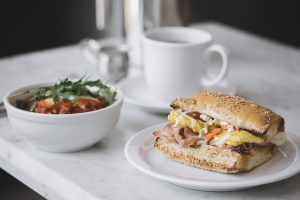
11,77,117,106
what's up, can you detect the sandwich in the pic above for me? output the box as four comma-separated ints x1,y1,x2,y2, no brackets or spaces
153,91,286,173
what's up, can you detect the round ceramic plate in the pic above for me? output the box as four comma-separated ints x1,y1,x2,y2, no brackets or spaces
124,123,300,191
119,76,236,114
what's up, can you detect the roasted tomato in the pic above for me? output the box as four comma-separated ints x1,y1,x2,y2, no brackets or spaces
34,97,106,114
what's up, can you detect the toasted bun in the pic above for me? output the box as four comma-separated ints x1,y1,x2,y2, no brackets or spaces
154,138,275,173
170,91,284,134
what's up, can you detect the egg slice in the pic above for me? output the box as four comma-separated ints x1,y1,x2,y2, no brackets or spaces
214,130,265,146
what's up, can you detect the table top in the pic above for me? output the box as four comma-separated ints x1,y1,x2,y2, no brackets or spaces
1,22,300,200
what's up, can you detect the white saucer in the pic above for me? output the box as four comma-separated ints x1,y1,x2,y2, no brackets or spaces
124,123,300,191
119,76,170,113
119,76,236,113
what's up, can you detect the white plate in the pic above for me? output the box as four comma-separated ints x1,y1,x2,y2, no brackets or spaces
124,123,300,191
120,76,237,113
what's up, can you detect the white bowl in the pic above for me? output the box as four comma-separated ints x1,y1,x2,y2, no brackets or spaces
3,82,123,152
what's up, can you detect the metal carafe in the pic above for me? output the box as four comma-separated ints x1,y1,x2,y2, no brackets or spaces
92,0,190,77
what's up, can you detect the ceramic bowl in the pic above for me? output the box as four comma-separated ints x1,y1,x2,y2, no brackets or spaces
3,82,123,152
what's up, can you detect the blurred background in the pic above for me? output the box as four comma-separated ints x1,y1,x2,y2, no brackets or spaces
1,0,299,58
0,0,298,199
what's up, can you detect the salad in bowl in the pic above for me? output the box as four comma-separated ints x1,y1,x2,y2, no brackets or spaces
4,77,123,152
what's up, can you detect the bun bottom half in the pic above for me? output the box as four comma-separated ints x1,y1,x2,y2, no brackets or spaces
154,138,276,173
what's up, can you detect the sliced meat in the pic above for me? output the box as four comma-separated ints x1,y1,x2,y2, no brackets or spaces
174,127,200,147
153,124,200,147
153,124,177,142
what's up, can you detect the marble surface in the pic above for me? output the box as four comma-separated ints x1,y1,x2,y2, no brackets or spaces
1,22,300,200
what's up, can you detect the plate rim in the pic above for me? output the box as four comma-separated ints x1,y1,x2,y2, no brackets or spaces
124,123,300,190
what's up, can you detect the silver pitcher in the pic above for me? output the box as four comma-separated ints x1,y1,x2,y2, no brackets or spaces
81,0,190,82
80,38,129,82
95,0,191,70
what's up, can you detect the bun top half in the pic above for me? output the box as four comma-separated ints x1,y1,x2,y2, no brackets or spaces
170,91,284,134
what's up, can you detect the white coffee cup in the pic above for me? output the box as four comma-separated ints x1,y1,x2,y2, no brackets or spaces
142,27,229,101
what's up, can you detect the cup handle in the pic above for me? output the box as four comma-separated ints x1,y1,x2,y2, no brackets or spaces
201,44,229,87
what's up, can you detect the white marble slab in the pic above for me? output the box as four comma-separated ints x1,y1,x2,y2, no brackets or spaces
1,22,300,200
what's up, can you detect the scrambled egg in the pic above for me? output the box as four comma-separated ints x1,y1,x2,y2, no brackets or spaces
168,110,203,132
214,130,264,146
168,109,265,146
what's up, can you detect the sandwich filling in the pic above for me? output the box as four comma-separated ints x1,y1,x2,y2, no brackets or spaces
154,109,286,153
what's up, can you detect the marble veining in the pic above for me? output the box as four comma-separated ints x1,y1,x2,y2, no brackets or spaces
0,22,300,200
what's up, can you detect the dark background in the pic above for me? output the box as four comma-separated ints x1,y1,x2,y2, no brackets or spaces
0,0,299,58
0,0,99,57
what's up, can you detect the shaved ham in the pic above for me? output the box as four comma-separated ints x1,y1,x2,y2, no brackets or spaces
153,124,200,147
176,127,200,147
153,124,176,142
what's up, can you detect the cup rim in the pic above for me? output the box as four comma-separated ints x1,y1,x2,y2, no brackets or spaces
143,27,212,47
